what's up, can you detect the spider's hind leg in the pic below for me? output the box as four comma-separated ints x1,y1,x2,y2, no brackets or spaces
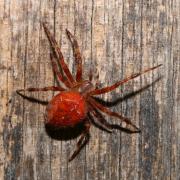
89,97,140,133
68,120,90,162
89,108,114,133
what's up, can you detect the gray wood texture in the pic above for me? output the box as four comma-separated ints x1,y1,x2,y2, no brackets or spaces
0,0,179,179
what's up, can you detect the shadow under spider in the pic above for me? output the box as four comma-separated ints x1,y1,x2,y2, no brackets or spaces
16,77,162,140
45,123,85,140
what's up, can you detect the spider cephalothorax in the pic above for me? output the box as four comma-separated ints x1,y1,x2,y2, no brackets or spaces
17,22,162,161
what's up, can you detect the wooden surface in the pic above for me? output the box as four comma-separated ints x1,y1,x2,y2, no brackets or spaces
0,0,179,179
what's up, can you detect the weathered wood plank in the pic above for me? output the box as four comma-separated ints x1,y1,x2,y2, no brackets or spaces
0,0,179,180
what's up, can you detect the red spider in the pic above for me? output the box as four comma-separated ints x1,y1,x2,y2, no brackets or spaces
17,23,162,161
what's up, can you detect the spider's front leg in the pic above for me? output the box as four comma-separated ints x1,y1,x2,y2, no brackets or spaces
66,29,83,82
42,23,75,86
68,120,91,162
50,53,72,88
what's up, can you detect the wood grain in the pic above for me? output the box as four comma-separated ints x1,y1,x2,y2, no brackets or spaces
0,0,179,179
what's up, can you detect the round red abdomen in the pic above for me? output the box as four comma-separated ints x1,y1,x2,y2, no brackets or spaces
45,91,87,127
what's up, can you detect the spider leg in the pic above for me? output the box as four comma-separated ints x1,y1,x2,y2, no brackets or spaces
88,68,101,89
89,64,162,95
42,23,75,85
16,86,64,105
16,86,65,93
66,29,83,82
88,107,113,133
88,97,140,132
50,53,72,88
88,68,93,82
68,120,90,162
16,86,62,105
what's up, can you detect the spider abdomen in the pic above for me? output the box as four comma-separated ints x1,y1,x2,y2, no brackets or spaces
45,91,87,127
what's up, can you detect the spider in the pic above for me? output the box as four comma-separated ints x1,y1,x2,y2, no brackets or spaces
17,22,162,161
